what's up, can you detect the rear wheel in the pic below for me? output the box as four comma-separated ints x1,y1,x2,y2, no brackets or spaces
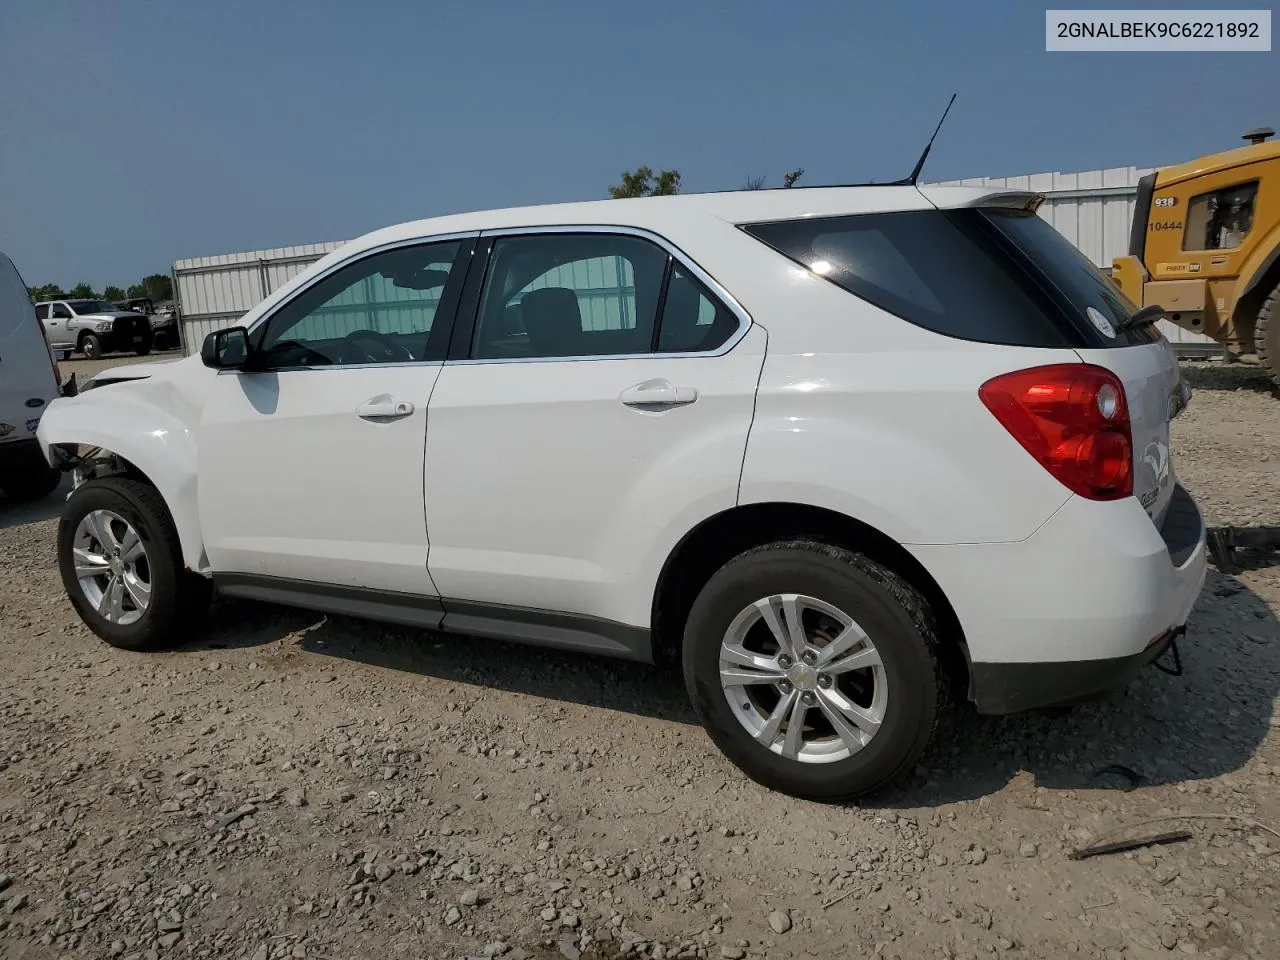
1252,281,1280,386
57,477,211,651
79,332,102,360
682,541,945,801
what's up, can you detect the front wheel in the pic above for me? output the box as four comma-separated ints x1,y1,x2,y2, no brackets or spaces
682,541,945,801
135,342,152,357
79,333,102,360
57,477,212,651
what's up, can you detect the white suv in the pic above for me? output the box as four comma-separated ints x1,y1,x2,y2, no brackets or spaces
35,186,1206,799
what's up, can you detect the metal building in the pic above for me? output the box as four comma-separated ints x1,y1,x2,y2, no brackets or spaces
172,165,1220,354
173,242,344,353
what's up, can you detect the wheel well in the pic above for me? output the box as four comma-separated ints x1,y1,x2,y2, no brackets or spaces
651,503,969,692
55,443,157,490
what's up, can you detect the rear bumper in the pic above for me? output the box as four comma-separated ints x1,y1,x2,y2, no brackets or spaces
908,482,1207,713
969,627,1180,714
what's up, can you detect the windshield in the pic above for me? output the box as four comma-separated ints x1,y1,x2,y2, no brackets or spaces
66,299,118,315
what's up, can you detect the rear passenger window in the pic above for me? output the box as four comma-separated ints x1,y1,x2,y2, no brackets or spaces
35,304,49,320
472,234,669,360
744,211,1071,348
657,265,739,353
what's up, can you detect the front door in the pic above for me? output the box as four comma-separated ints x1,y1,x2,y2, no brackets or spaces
46,303,73,350
197,236,474,595
424,229,765,629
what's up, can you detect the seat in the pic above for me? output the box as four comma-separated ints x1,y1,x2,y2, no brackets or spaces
519,287,583,357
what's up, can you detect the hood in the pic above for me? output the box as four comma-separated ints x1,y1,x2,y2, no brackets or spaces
81,355,196,390
76,310,148,321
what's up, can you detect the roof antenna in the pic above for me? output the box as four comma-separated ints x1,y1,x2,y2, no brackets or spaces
889,93,956,186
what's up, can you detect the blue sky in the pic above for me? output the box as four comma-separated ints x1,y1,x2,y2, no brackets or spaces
1,0,1276,289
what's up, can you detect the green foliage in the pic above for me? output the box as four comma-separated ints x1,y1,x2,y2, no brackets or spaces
782,168,804,188
31,273,172,305
650,170,681,196
28,283,63,301
135,274,173,302
609,167,681,199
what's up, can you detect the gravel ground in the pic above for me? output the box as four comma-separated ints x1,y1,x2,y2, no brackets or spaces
1,357,1278,960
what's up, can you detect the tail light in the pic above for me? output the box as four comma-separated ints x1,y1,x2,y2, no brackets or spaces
35,307,61,388
979,363,1132,500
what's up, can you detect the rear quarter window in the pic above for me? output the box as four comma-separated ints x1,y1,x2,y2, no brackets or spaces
744,211,1071,348
744,209,1155,349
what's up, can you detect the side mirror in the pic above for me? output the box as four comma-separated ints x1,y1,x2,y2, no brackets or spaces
201,326,251,369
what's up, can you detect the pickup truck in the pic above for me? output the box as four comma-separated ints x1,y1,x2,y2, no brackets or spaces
36,299,154,359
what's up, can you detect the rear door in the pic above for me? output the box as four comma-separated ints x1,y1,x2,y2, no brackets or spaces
423,228,764,629
0,254,59,445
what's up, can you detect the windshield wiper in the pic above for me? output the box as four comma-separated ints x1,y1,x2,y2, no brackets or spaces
1116,305,1165,334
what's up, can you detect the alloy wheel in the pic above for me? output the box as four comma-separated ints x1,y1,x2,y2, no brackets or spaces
718,594,888,763
72,509,151,625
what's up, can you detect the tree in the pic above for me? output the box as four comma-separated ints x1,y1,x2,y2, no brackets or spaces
609,166,681,199
69,282,97,299
650,170,681,196
124,274,173,302
103,285,125,301
29,283,63,301
743,169,804,191
140,273,173,301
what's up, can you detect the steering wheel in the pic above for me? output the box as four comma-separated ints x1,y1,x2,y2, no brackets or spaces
339,329,415,364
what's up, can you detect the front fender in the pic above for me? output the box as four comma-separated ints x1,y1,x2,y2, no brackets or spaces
36,389,207,572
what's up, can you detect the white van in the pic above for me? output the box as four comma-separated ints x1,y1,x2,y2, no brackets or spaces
0,250,64,501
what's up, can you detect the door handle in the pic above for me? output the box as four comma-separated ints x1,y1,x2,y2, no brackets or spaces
355,395,415,420
618,378,698,409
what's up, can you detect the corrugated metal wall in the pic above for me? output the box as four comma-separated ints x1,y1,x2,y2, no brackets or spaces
173,242,343,354
173,165,1222,355
929,166,1219,350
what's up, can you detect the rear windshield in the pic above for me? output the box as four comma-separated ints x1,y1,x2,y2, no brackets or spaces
743,208,1159,349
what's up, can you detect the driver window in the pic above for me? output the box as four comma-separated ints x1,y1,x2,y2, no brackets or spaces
52,304,71,319
258,239,464,367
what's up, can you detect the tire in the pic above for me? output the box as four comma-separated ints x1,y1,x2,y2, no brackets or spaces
0,464,61,502
1252,281,1280,387
135,342,152,357
79,332,102,360
57,477,212,651
682,541,945,801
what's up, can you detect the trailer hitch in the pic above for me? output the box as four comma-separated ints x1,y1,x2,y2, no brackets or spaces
1152,628,1184,677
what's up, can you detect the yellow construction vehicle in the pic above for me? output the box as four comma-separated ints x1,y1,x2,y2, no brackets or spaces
1112,126,1280,379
